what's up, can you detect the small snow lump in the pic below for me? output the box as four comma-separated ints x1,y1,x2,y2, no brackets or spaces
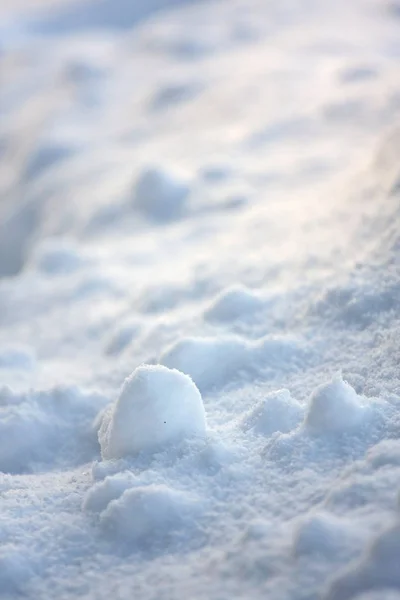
305,373,368,435
242,389,303,436
98,364,206,460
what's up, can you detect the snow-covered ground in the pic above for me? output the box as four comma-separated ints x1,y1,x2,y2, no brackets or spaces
1,0,400,598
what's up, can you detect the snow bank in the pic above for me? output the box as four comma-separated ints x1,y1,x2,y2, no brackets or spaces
304,374,369,435
100,484,202,545
131,166,190,222
98,365,206,460
241,389,303,436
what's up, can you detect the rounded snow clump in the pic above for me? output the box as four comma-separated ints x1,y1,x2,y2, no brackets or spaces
98,364,206,460
204,285,264,323
241,389,303,436
100,484,202,544
304,373,368,435
131,165,190,221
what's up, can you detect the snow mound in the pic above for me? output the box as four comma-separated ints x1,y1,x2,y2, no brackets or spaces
131,166,190,222
0,385,106,474
104,321,140,356
100,484,202,545
325,521,400,599
241,389,303,436
0,346,35,370
160,336,249,391
98,365,206,460
292,511,354,558
304,374,369,435
83,472,136,513
160,335,302,391
204,285,264,323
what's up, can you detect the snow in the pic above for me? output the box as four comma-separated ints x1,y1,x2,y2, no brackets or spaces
100,483,203,546
204,285,264,323
241,389,303,436
98,364,206,459
131,165,190,221
0,0,400,598
304,373,369,435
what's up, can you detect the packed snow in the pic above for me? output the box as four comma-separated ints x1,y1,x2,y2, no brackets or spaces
98,364,206,459
0,0,400,598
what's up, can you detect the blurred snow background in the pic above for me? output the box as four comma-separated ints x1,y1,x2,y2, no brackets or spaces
0,0,400,598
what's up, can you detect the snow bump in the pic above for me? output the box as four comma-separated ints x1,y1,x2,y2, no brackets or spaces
304,374,369,435
98,365,206,460
100,484,202,546
204,285,264,323
131,165,190,222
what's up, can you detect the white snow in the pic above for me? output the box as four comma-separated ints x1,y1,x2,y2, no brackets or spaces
131,165,190,221
98,364,206,459
304,373,369,434
0,0,400,598
100,484,203,546
241,389,303,436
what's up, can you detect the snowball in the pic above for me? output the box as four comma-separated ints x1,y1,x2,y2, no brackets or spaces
83,472,136,513
131,166,190,221
204,285,264,323
100,484,201,544
160,336,249,391
98,365,206,460
241,389,303,436
304,374,368,435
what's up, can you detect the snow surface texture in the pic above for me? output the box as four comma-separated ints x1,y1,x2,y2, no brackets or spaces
1,0,400,598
